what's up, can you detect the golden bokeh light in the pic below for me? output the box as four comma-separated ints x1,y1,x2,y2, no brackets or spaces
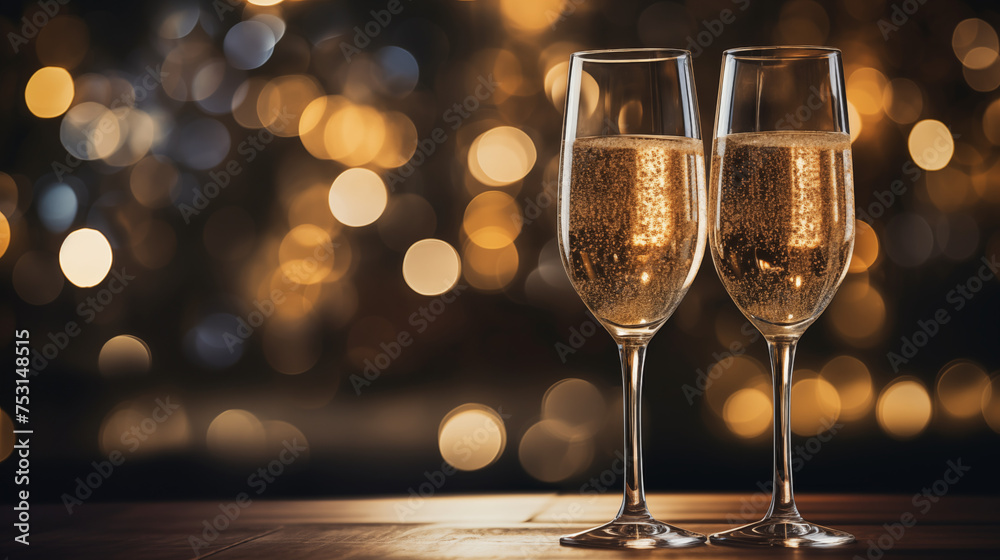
908,119,954,171
489,48,527,98
877,378,932,439
99,399,191,456
545,62,599,115
925,167,971,213
847,67,887,115
266,267,323,319
328,168,387,227
324,233,353,283
964,47,999,70
104,108,156,167
983,375,1000,434
288,184,342,231
847,101,862,142
820,356,874,421
541,378,606,438
983,98,1000,145
499,0,565,32
130,155,178,208
722,387,772,439
0,212,10,260
191,59,225,102
518,419,593,482
463,190,522,249
298,95,337,158
704,355,770,416
402,239,461,296
936,360,990,419
278,224,335,285
321,103,387,166
374,111,418,168
438,404,507,471
791,377,842,436
544,61,569,109
962,57,1000,92
59,228,113,288
827,279,885,346
60,102,122,160
0,171,18,218
257,74,323,137
233,77,269,129
848,219,879,273
98,335,151,376
342,106,387,167
952,18,999,68
972,159,1000,203
883,78,923,124
25,66,75,118
471,127,537,185
462,242,519,292
207,409,267,461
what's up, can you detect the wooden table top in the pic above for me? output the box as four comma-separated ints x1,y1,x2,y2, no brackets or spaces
11,493,1000,559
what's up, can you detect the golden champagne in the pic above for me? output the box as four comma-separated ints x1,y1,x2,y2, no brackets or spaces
561,135,706,333
710,131,854,331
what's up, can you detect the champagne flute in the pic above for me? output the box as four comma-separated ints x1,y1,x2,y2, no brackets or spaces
708,46,856,547
556,48,707,549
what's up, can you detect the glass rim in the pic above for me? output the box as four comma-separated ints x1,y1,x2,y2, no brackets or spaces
723,45,842,60
571,48,692,63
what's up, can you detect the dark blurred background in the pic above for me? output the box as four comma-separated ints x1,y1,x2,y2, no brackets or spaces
1,0,998,509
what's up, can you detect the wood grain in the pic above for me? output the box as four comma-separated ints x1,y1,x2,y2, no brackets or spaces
10,494,999,559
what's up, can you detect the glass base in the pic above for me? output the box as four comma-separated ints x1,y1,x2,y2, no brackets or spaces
710,517,855,547
560,515,706,549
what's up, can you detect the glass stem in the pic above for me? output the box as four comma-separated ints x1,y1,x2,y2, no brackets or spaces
616,340,651,520
764,337,803,521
